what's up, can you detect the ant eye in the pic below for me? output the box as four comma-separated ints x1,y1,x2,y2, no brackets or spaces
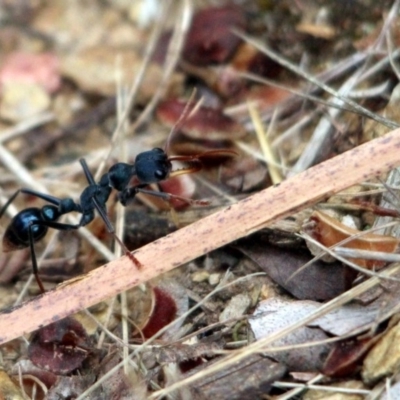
154,169,167,179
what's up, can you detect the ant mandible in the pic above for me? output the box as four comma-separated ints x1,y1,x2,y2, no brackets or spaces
1,149,235,293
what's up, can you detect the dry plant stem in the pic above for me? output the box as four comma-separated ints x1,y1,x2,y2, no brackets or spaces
248,102,282,183
235,31,399,130
130,0,193,131
275,374,324,400
0,112,54,143
274,381,370,396
292,70,362,174
94,0,167,180
1,130,400,345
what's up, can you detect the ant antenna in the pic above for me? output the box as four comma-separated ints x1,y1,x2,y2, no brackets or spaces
163,88,202,154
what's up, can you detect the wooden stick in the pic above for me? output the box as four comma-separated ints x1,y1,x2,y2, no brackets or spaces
1,129,400,345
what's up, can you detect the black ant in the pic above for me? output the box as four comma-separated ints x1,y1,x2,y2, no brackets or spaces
1,148,235,293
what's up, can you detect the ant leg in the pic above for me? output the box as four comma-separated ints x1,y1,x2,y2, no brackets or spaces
3,188,80,218
134,187,209,206
79,158,96,185
26,220,82,293
91,197,142,268
27,223,46,293
20,188,65,206
0,190,21,218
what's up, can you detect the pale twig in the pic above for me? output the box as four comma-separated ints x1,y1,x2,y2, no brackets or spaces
2,127,400,345
275,374,324,400
115,56,131,375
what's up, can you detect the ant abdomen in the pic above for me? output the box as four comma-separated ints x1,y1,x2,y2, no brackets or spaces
3,208,48,251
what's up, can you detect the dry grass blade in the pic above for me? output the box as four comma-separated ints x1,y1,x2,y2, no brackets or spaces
1,129,400,346
234,30,399,130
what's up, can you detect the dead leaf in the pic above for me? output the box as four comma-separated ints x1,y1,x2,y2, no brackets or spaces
156,99,247,140
182,5,247,66
185,354,286,399
362,320,400,385
237,241,349,301
28,317,91,374
322,336,378,377
0,370,25,400
250,298,331,372
307,210,400,269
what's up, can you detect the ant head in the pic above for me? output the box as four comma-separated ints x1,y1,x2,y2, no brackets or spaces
135,148,172,184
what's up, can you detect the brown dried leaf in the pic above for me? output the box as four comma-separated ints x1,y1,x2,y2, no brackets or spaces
308,210,400,269
11,359,58,390
222,155,268,192
128,280,188,340
183,5,247,66
232,42,283,78
323,336,378,377
28,317,91,374
156,99,247,140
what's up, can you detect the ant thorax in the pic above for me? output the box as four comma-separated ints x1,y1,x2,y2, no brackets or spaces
107,163,136,191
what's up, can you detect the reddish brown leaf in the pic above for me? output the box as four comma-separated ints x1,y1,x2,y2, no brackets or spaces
141,287,178,338
323,336,377,377
139,281,188,340
28,317,91,374
183,5,247,65
157,99,247,140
